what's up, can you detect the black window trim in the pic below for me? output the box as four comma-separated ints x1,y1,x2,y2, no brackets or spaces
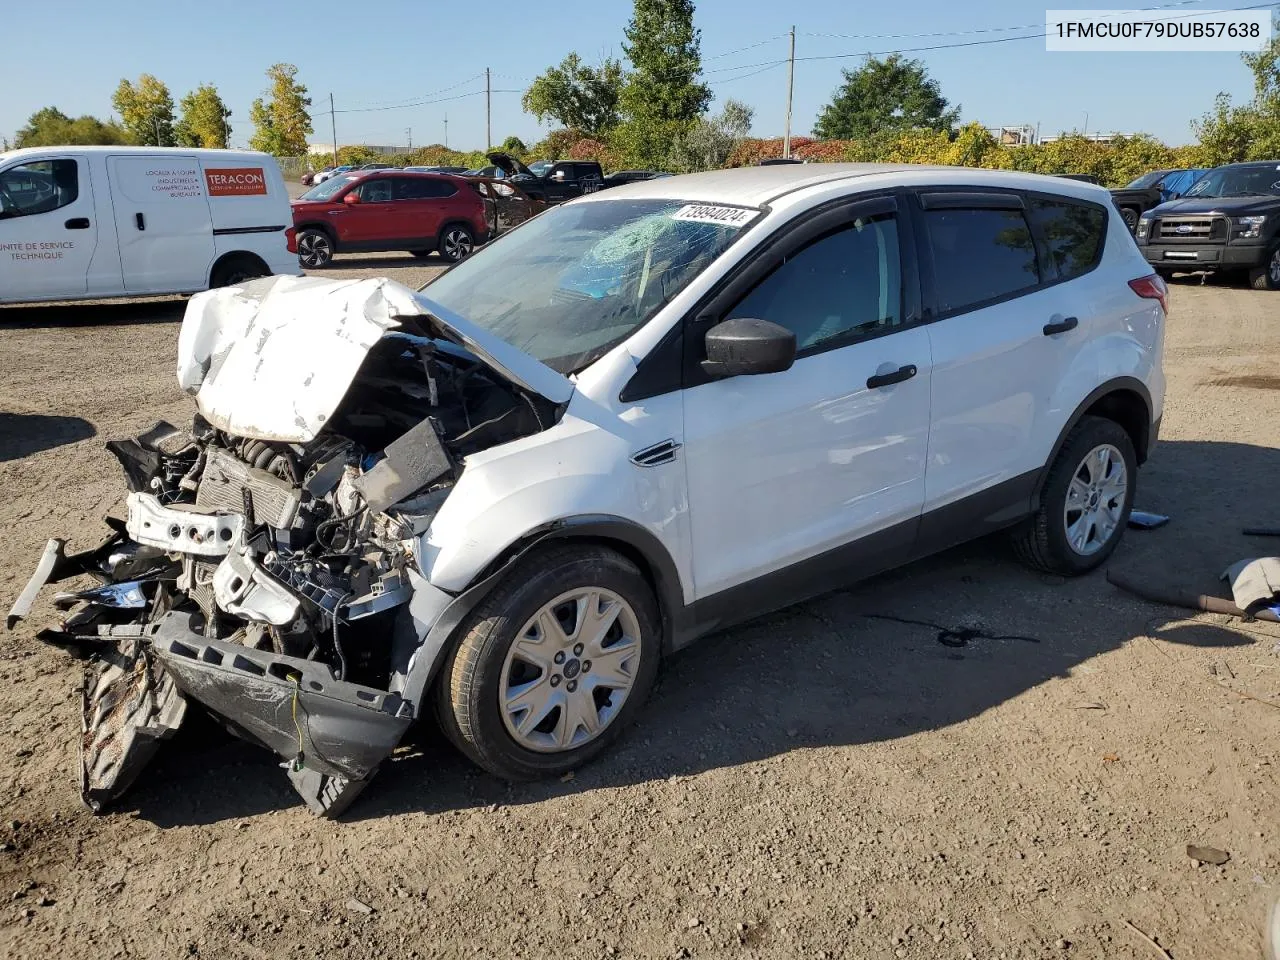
910,186,1109,323
620,190,922,402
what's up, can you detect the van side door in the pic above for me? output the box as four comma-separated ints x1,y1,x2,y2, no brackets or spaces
107,154,215,293
0,156,107,303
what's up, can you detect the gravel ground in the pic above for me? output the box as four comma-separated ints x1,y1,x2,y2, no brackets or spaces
1,268,1279,960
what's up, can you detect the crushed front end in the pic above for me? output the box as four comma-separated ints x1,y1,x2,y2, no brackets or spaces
7,276,562,817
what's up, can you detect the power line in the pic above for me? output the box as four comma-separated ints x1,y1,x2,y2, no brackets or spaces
709,62,786,85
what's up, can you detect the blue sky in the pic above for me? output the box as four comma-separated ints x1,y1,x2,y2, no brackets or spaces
1,1,1266,151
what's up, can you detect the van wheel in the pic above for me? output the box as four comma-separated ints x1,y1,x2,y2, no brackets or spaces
297,228,334,269
210,254,269,288
438,225,474,263
1249,244,1280,291
1013,416,1136,576
434,545,661,781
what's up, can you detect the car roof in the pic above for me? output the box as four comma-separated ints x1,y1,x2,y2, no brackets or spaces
577,163,1112,207
0,145,273,164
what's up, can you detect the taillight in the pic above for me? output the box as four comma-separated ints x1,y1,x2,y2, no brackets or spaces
1128,273,1168,315
285,226,297,253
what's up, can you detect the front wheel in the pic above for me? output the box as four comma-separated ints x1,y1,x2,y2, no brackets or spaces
438,224,474,263
296,228,334,269
1120,207,1140,233
435,545,661,781
1013,415,1137,576
1249,244,1280,291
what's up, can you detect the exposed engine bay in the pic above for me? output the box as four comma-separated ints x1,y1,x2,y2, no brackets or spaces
6,276,564,817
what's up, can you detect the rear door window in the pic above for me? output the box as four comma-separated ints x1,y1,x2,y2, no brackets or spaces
396,177,456,200
923,206,1040,316
1027,197,1106,281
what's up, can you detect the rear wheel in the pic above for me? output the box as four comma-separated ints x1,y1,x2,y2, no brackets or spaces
438,224,474,263
1249,244,1280,291
1013,415,1136,576
210,254,269,288
435,545,661,781
1120,207,1140,233
297,228,334,269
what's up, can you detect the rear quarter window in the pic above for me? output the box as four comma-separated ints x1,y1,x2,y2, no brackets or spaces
1028,197,1107,281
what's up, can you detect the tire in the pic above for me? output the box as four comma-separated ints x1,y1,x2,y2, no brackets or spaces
437,224,474,263
296,228,334,269
1013,415,1137,576
1120,207,1140,233
435,544,661,781
209,254,269,288
1248,243,1280,291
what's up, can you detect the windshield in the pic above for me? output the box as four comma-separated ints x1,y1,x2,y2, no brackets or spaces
1126,170,1165,189
421,198,760,374
528,161,553,176
1185,165,1280,199
300,175,357,201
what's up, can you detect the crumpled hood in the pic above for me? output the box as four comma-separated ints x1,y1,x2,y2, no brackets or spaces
486,152,536,179
177,275,572,443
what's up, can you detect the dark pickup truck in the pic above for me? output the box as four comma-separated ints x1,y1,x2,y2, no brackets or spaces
1134,161,1280,290
485,152,604,204
1109,168,1206,232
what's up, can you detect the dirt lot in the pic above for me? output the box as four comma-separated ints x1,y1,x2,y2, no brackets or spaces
1,267,1279,960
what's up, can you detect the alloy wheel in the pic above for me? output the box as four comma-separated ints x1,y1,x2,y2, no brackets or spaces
1270,248,1280,286
298,232,331,269
442,228,473,262
499,587,641,753
1063,443,1128,556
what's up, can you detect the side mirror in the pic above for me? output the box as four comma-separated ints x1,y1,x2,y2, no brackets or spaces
701,317,796,379
343,192,361,205
552,170,566,181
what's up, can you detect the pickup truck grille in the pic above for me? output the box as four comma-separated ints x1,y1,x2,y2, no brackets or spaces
1156,215,1227,242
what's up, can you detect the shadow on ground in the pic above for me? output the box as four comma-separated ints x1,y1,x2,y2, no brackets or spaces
313,254,444,272
0,298,185,329
121,436,1279,826
0,413,96,461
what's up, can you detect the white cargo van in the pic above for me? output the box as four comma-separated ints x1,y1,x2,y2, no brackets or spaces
0,146,301,305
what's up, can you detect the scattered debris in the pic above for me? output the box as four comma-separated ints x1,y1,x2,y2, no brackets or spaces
863,614,1039,648
1070,702,1107,710
1106,569,1280,624
345,897,375,916
1102,754,1120,764
1128,510,1170,530
1186,844,1231,865
1222,557,1280,619
1121,918,1173,959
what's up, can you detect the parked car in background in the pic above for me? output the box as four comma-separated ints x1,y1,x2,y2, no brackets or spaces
0,146,299,305
290,170,487,267
1135,160,1280,290
356,163,397,171
1110,168,1208,232
469,177,546,236
312,164,354,184
301,167,328,187
404,165,470,175
464,164,506,179
1057,173,1103,185
603,170,672,188
485,153,604,203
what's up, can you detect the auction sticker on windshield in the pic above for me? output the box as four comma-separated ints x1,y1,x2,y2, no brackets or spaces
671,204,757,227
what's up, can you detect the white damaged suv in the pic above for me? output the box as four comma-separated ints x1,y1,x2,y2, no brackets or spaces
10,164,1166,816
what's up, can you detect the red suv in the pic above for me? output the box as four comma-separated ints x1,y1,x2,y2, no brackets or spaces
289,171,489,268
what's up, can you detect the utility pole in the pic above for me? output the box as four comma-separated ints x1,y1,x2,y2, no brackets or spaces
783,25,795,158
406,127,412,151
486,67,492,150
444,114,448,150
330,93,338,166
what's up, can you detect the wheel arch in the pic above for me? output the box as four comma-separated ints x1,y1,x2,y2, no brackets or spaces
295,221,338,245
1034,377,1153,503
208,250,270,288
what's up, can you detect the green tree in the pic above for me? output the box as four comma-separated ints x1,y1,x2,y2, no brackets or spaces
670,99,753,172
15,107,130,147
175,83,231,149
523,54,624,138
1194,15,1280,163
249,63,313,157
499,135,528,156
814,54,958,141
112,74,176,146
621,0,711,125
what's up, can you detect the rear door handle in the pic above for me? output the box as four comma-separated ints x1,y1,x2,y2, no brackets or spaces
64,217,90,230
1043,316,1078,336
135,213,146,231
866,364,918,390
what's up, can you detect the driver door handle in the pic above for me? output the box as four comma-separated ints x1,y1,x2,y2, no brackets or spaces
64,217,90,230
866,364,918,389
1043,316,1078,336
